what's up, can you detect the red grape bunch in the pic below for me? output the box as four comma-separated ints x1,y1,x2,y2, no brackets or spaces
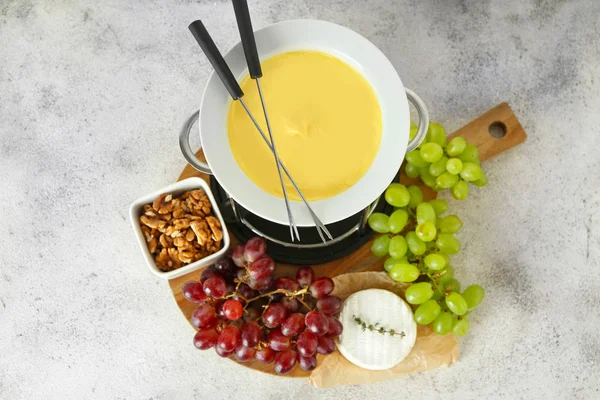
181,237,343,375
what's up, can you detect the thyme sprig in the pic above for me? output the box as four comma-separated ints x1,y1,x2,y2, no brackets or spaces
352,315,406,338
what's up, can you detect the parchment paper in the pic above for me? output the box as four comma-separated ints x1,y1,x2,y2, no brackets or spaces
308,271,459,388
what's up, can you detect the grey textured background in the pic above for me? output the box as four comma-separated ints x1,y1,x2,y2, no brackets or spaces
1,0,599,399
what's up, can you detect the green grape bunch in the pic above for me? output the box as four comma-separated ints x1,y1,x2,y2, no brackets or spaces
405,122,488,199
369,181,485,337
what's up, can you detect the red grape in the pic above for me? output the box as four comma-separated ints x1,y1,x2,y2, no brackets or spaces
222,299,243,320
242,306,261,322
193,328,218,350
182,281,207,303
191,304,217,329
316,336,336,355
215,345,234,358
240,321,261,347
217,325,241,352
305,311,329,336
214,299,225,318
274,349,297,375
232,244,246,267
298,354,317,371
244,237,267,262
274,277,300,292
225,281,235,295
267,328,291,351
296,266,315,288
297,330,318,357
200,267,222,284
309,277,334,298
316,296,342,315
281,313,305,337
325,315,343,336
235,268,246,280
248,256,275,280
255,347,276,364
262,303,287,328
249,276,273,291
203,277,226,298
235,345,256,362
233,283,256,304
280,297,299,313
215,257,236,277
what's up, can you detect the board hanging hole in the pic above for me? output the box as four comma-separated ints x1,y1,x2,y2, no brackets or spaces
488,121,507,139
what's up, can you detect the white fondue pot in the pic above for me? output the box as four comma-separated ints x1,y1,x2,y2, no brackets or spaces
180,19,428,227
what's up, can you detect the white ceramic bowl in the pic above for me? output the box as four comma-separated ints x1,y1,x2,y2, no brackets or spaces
129,177,230,280
182,19,428,226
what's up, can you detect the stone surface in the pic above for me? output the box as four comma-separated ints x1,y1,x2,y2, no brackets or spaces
1,0,599,398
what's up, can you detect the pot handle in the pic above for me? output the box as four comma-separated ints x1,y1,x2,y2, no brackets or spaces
179,110,213,175
405,88,429,152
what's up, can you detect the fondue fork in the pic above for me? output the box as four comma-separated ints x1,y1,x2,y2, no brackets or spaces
232,0,299,242
189,20,333,243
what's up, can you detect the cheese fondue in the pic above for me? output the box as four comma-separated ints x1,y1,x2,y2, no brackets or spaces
227,51,382,201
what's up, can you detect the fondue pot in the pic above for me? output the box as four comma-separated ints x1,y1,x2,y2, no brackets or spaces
180,19,428,252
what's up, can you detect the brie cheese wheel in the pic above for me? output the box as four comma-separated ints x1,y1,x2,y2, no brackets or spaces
337,289,417,370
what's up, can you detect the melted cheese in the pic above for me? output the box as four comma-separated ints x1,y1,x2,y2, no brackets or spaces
227,51,382,201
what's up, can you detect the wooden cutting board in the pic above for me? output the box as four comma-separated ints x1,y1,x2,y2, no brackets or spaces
168,102,527,377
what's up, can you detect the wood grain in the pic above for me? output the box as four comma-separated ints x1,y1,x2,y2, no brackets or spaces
167,102,527,378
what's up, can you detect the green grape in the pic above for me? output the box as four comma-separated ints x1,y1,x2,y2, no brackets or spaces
429,156,449,177
368,213,390,233
416,222,437,242
419,166,437,187
436,172,459,189
406,231,426,255
437,265,455,284
472,171,488,187
388,209,409,234
407,186,424,208
444,278,461,293
429,199,448,216
420,143,444,163
409,122,418,140
385,183,411,207
446,158,463,175
446,137,467,157
459,145,479,163
388,235,408,258
371,235,391,257
438,215,463,234
405,162,420,179
451,180,469,200
416,203,436,224
431,289,443,300
426,123,447,147
384,256,407,272
436,233,461,254
406,150,429,167
452,317,470,336
445,293,468,315
462,285,485,310
459,162,483,182
440,253,451,267
414,300,442,325
405,282,434,304
424,254,446,271
433,312,453,335
389,263,420,282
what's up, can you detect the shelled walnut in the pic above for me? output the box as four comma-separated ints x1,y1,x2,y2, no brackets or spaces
139,189,223,272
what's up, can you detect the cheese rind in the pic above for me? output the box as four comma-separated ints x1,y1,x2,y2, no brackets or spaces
337,289,417,370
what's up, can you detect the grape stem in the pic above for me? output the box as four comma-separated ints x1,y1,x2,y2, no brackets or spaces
242,287,310,310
